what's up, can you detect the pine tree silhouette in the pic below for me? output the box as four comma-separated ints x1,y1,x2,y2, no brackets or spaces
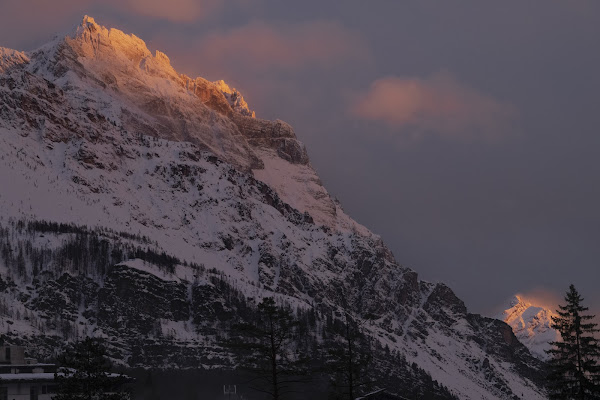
546,285,600,399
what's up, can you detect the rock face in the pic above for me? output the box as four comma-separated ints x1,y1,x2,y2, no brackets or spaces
234,114,309,164
98,263,190,335
0,16,548,399
0,48,29,73
184,76,234,118
213,80,255,117
497,295,560,360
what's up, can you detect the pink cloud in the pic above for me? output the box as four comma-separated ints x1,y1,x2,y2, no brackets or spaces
194,21,370,72
122,0,222,22
351,72,516,140
147,21,369,118
516,288,563,311
0,0,228,46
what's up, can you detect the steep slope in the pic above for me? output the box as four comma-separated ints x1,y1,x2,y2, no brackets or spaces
13,15,343,229
497,295,560,360
0,16,546,399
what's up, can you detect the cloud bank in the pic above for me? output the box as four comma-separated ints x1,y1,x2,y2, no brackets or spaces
194,21,370,72
351,72,516,140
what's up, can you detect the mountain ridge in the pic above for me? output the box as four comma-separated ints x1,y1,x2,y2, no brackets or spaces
0,16,547,399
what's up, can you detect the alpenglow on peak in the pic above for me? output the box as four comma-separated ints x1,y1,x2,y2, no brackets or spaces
497,294,560,360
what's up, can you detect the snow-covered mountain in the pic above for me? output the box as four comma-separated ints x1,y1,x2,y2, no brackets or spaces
0,16,547,399
497,295,560,360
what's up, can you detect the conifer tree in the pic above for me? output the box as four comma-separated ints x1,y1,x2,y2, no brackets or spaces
229,297,310,400
54,337,130,400
546,284,600,399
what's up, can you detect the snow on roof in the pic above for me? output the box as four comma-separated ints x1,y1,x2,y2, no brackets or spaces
0,373,55,382
0,370,128,382
0,363,55,367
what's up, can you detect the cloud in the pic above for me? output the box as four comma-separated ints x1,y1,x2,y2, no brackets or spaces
122,0,222,22
0,0,227,45
351,72,516,140
148,20,369,120
193,21,370,72
0,0,222,51
516,288,563,311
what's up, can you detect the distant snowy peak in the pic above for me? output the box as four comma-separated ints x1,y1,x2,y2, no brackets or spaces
497,295,560,360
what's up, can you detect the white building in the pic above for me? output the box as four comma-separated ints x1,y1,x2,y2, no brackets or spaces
0,346,57,400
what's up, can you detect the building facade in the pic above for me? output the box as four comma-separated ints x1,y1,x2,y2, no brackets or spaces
0,346,57,400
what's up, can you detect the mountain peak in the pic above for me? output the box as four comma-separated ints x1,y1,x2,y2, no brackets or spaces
81,14,98,28
68,14,153,66
3,15,348,229
497,294,560,360
509,295,524,307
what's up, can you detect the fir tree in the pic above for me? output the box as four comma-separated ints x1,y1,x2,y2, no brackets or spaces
54,337,130,400
546,284,600,399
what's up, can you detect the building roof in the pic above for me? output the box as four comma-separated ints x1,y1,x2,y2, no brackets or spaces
0,373,56,382
0,363,55,368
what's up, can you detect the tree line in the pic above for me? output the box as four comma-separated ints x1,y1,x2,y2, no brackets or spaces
46,297,456,400
52,284,600,400
0,218,202,280
226,297,457,400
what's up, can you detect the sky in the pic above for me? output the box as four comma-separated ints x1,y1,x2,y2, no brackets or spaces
1,0,599,316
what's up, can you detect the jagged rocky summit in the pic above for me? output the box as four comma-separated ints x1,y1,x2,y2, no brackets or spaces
497,295,560,361
0,16,548,399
